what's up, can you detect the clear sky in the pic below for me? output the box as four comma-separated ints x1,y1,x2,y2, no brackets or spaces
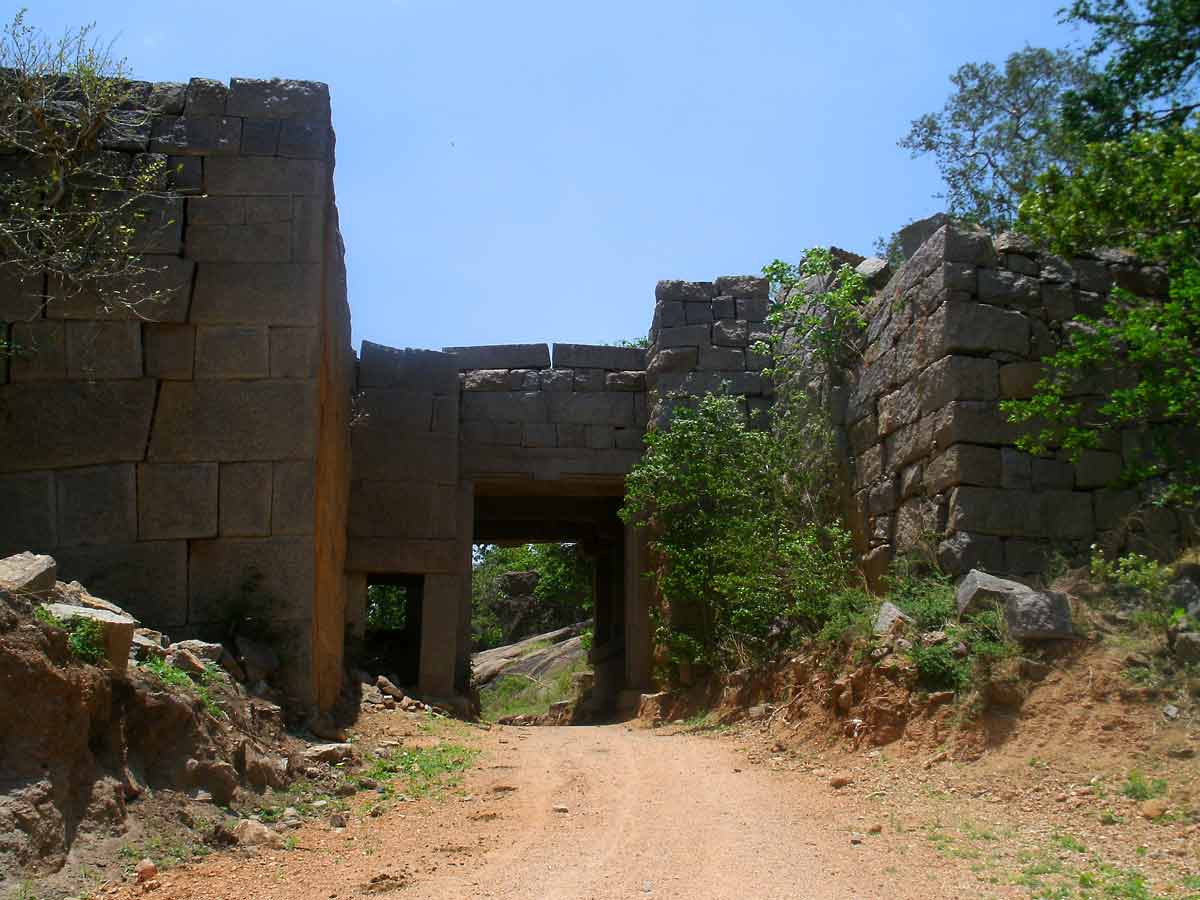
32,1,1075,352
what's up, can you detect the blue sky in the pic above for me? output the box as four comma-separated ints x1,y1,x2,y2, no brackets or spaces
32,1,1075,351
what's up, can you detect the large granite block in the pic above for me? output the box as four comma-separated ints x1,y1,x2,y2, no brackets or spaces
358,343,459,392
226,79,331,120
345,538,458,574
0,472,56,555
917,355,999,412
195,325,270,378
205,157,328,196
442,344,551,369
553,343,647,370
348,481,456,540
928,301,1030,358
66,321,142,379
9,321,67,381
460,391,548,424
149,115,242,155
148,380,316,461
354,388,435,430
351,432,459,482
54,541,188,628
186,223,292,263
46,257,193,322
138,463,218,539
0,380,157,472
546,392,636,426
144,324,195,380
219,462,272,536
272,460,315,535
56,464,137,546
269,327,318,378
191,263,321,326
924,444,1002,494
188,536,315,623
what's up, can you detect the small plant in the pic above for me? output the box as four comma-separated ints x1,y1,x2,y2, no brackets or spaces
361,742,478,798
1122,769,1167,801
35,605,106,665
140,656,224,718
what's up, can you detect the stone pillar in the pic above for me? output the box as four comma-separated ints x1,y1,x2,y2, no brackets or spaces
419,573,460,698
623,522,653,692
344,572,367,639
454,480,475,695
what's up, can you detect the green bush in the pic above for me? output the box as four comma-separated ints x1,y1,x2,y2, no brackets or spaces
34,606,106,665
911,642,970,691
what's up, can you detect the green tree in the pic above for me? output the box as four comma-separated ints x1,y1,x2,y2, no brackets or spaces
1059,0,1200,139
899,46,1096,231
471,543,592,649
0,10,176,332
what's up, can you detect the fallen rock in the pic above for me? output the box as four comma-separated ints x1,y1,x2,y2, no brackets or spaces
552,804,569,814
166,646,209,678
231,819,285,849
873,601,913,635
330,812,347,828
186,758,238,806
1141,798,1169,820
0,552,57,598
56,580,134,618
829,774,853,789
135,858,157,882
131,632,166,661
956,569,1073,640
43,602,136,674
170,639,223,662
301,743,354,766
377,675,406,700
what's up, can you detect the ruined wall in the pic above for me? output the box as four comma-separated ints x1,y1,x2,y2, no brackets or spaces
836,222,1182,583
0,77,347,705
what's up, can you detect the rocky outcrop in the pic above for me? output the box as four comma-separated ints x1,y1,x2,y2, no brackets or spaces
472,623,588,688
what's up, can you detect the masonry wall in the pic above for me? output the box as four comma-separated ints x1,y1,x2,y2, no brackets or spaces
832,222,1185,584
0,77,346,705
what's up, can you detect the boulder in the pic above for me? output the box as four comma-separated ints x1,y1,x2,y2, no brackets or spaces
873,601,913,635
0,552,57,599
186,758,238,806
166,646,209,677
235,635,280,683
169,639,223,662
855,257,892,289
131,632,166,661
55,580,135,619
377,675,405,700
300,743,354,766
497,570,538,596
43,602,136,673
231,819,285,849
956,569,1073,640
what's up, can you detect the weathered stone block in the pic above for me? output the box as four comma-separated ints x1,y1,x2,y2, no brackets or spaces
534,368,571,392
878,381,921,436
848,413,878,455
646,347,698,374
359,343,457,391
868,478,897,515
657,301,686,328
279,120,332,159
240,118,280,155
0,472,56,555
712,319,748,347
348,482,456,541
937,531,1003,575
66,321,142,379
188,536,315,624
138,463,218,540
735,298,769,322
149,115,242,155
192,263,321,326
714,275,769,298
54,541,188,628
185,78,228,115
195,325,270,378
225,79,331,119
460,391,547,423
56,465,137,546
655,281,712,302
917,355,999,411
168,155,202,194
219,462,272,536
948,486,1039,537
1094,489,1138,530
351,431,458,483
1075,449,1122,489
523,423,557,448
998,362,1044,399
148,381,315,461
555,424,586,448
1072,258,1112,294
547,392,635,426
0,268,45,321
585,425,614,449
148,82,186,114
927,301,1029,358
553,343,646,370
650,371,762,396
884,416,933,469
684,302,713,324
605,371,644,391
1000,447,1032,490
0,380,156,472
614,427,645,450
573,369,607,392
46,257,194,322
355,389,434,430
932,401,1017,448
9,321,67,381
462,369,512,391
658,325,710,348
924,444,1001,494
272,460,315,535
188,197,244,225
1042,490,1094,540
1032,458,1074,490
855,444,883,488
978,268,1040,306
205,158,328,196
895,498,939,552
460,422,523,446
269,327,318,378
442,344,551,369
698,346,745,371
186,223,291,262
1005,539,1051,574
712,296,736,319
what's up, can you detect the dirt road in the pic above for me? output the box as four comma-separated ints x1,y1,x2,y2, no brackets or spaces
115,723,991,900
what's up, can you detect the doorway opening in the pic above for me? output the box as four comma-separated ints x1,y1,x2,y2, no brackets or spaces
361,573,425,687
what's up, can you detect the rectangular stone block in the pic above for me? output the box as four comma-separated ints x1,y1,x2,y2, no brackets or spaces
978,268,1041,306
998,361,1044,399
736,298,770,322
240,118,281,155
523,424,557,448
459,422,522,446
269,327,318,378
291,196,324,263
188,536,315,624
924,444,1001,494
148,381,316,462
442,344,551,369
684,302,713,324
245,197,292,224
185,77,228,115
185,223,292,263
698,346,745,371
658,324,710,348
351,432,458,482
345,537,458,574
168,155,202,194
1075,449,1122,489
927,301,1030,358
585,425,614,449
56,464,137,546
66,321,142,379
712,319,749,347
555,424,586,448
715,275,769,299
188,197,245,225
1042,490,1094,540
192,263,321,326
552,343,646,370
917,355,999,412
1094,489,1139,530
460,391,547,423
1005,539,1051,574
614,426,645,450
220,462,272,536
138,463,218,539
1001,447,1032,490
144,324,195,380
657,301,685,328
54,541,188,628
0,472,56,556
884,416,934,469
195,325,269,378
605,371,645,391
948,486,1041,537
226,79,331,120
348,481,456,540
546,392,636,426
149,115,242,155
931,401,1018,447
9,321,67,381
47,257,194,323
651,371,762,396
205,157,328,196
359,343,459,392
878,381,921,436
131,195,184,254
573,369,606,392
273,460,315,535
1032,457,1074,490
0,380,157,472
279,120,332,159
